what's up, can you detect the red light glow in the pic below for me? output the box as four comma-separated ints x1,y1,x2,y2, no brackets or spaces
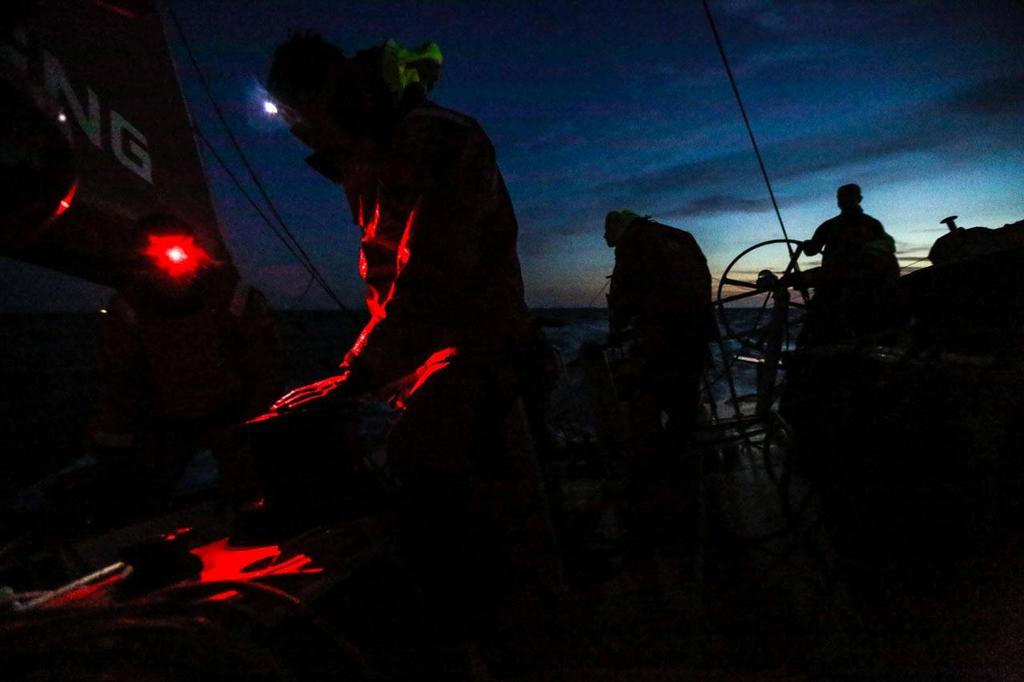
392,346,458,409
343,200,458,401
396,208,416,274
190,538,323,583
42,573,124,610
143,234,212,278
344,201,419,368
207,589,241,602
54,181,77,218
163,527,193,542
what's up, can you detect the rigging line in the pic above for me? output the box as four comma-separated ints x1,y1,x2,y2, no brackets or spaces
196,128,352,312
701,0,793,257
899,255,930,271
588,277,611,308
292,272,318,309
164,5,350,312
193,126,333,296
163,5,314,269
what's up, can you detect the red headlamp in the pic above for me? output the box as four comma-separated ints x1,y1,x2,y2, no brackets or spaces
143,234,212,278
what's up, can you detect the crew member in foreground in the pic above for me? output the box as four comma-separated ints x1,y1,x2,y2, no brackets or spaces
264,33,560,677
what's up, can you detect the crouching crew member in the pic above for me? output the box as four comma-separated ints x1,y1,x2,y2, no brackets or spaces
91,213,283,516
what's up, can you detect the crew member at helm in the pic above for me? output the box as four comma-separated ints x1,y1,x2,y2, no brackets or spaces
800,183,899,343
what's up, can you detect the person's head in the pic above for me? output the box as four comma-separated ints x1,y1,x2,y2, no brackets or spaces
604,210,641,247
267,33,440,152
836,183,862,212
267,33,383,151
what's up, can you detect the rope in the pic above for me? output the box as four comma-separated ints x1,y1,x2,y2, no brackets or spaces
898,255,931,273
587,277,611,308
702,0,793,256
165,5,350,312
192,127,311,273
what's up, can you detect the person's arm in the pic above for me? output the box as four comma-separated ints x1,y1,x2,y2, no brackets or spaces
608,240,643,334
802,221,831,257
234,286,286,419
265,116,498,415
352,116,493,387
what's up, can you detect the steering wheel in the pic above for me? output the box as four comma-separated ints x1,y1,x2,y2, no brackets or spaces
716,239,814,359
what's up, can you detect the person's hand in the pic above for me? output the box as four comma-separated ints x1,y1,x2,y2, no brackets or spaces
777,270,805,288
270,372,353,412
247,363,368,425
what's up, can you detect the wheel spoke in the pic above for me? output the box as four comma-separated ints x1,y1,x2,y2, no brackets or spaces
720,277,760,290
720,289,768,305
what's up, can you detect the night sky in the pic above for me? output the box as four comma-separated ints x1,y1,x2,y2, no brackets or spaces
4,0,1023,310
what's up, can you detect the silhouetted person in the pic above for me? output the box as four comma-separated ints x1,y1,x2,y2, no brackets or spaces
605,210,712,450
265,33,559,678
604,210,713,563
91,213,283,517
801,184,899,344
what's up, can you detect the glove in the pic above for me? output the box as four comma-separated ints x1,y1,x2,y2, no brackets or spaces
269,373,351,413
254,360,372,421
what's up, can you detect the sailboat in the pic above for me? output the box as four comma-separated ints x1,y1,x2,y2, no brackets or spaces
3,1,1023,679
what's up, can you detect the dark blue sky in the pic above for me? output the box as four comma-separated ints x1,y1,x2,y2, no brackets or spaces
4,0,1022,310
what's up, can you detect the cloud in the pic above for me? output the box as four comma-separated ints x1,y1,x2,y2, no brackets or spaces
718,0,922,38
946,74,1024,115
597,73,1021,205
511,67,1022,283
661,194,801,218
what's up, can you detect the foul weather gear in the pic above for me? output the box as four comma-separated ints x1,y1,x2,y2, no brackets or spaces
267,36,561,674
381,39,443,96
803,206,898,284
306,101,534,394
801,205,899,343
605,214,712,564
607,215,714,341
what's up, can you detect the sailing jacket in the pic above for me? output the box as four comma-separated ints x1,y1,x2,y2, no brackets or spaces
307,102,532,393
608,218,713,339
805,207,899,284
92,275,283,448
